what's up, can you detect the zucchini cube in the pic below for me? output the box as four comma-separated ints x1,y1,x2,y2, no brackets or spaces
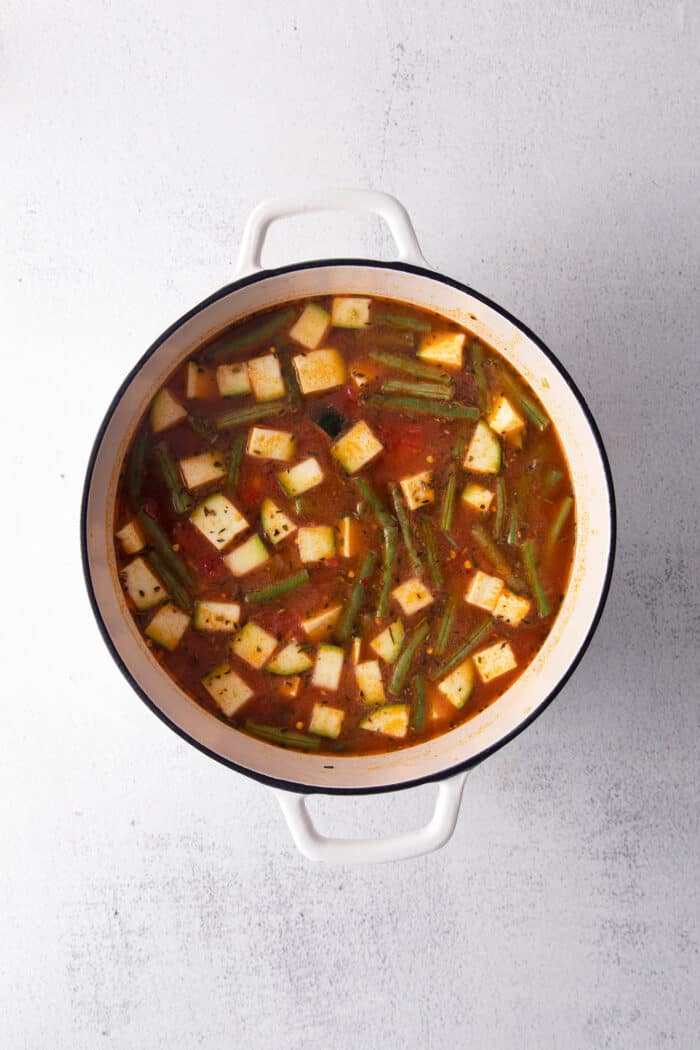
473,640,517,682
438,657,475,709
331,297,371,328
179,450,227,491
464,421,502,475
266,641,314,676
246,426,295,462
121,556,167,611
230,622,278,669
399,470,434,510
193,600,241,632
355,660,386,705
308,702,345,739
369,619,405,664
464,570,505,612
417,331,465,369
296,525,336,563
260,498,297,544
289,302,331,350
247,351,286,402
190,493,249,550
336,516,359,557
331,420,384,475
311,645,344,691
359,704,410,739
150,388,187,433
145,603,191,651
277,457,324,497
116,518,146,556
391,577,434,617
302,604,342,642
201,662,253,717
216,361,251,398
223,534,270,576
487,395,525,440
493,588,531,627
293,347,347,395
185,361,218,399
461,482,494,514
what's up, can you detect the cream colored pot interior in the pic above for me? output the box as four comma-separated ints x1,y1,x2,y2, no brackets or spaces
84,263,612,791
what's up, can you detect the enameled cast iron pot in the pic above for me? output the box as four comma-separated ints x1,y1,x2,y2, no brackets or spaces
82,190,615,863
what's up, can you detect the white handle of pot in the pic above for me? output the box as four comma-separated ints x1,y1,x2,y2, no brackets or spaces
274,772,467,864
236,188,428,275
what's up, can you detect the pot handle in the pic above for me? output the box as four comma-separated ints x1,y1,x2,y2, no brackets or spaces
236,188,429,275
273,772,467,864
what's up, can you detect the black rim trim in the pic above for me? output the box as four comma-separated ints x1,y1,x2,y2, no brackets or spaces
80,258,617,797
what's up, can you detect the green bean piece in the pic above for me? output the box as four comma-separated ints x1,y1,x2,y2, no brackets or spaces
443,530,460,550
506,503,519,546
206,307,296,362
215,400,289,430
351,477,396,529
381,378,453,401
374,312,432,333
430,616,492,680
493,477,507,541
412,675,427,731
543,467,563,495
439,466,457,533
546,496,574,554
368,395,479,420
147,551,191,612
472,341,491,414
388,482,423,576
421,517,444,588
471,524,516,585
367,349,450,381
244,720,321,752
245,570,310,605
377,526,399,617
521,539,551,617
137,510,193,586
227,432,246,492
358,328,415,350
338,551,379,642
390,619,430,695
152,442,193,515
435,593,458,657
494,365,549,430
127,429,148,504
187,413,217,443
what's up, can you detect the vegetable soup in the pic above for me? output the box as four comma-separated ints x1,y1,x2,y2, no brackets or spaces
114,296,576,755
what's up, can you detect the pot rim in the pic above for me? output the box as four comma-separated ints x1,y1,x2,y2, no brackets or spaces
81,257,616,796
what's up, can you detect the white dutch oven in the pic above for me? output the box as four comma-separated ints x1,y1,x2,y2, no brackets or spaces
82,190,615,864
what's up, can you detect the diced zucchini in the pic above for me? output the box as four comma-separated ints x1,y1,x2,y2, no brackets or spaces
292,348,347,395
464,420,502,475
247,351,286,401
391,577,434,616
464,570,505,612
493,588,531,627
487,395,525,440
331,420,384,475
260,497,297,544
369,619,405,664
461,482,494,514
185,361,218,399
193,600,241,632
331,297,371,329
438,657,475,709
289,302,331,350
355,660,386,705
302,604,342,641
277,457,324,497
145,602,191,651
150,388,187,433
201,662,253,717
296,525,336,563
223,534,270,576
116,518,145,555
120,556,167,610
359,704,410,739
308,702,344,739
190,492,248,550
179,450,227,491
230,622,278,669
417,331,465,369
473,640,517,682
216,361,251,398
276,676,301,699
266,640,314,675
246,426,295,462
311,644,344,690
399,470,434,510
336,516,359,557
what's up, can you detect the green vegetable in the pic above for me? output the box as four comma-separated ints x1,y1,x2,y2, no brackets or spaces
338,550,379,642
147,551,191,612
494,364,549,430
187,413,217,443
215,400,289,430
358,329,415,349
471,524,514,583
137,510,193,586
381,378,453,400
244,720,320,751
152,442,193,515
546,496,574,554
127,429,148,504
227,432,246,492
493,477,507,541
543,468,563,495
390,619,430,695
439,436,466,535
506,503,519,545
351,477,396,529
435,593,457,657
521,538,551,617
374,312,432,332
388,482,423,576
367,395,479,420
412,675,426,731
206,307,296,362
366,349,450,381
245,570,310,604
430,616,492,680
377,526,399,618
472,342,491,414
421,517,443,588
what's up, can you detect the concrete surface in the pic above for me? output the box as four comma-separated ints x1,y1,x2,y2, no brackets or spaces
2,1,699,1047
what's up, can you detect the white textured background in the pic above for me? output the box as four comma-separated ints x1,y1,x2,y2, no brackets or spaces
3,2,699,1047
